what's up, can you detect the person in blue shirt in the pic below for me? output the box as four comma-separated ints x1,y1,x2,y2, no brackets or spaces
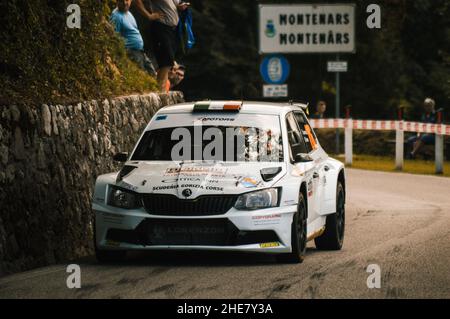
110,0,158,77
407,98,437,159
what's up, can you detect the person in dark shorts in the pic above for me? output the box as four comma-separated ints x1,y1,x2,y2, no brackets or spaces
130,1,161,61
133,0,189,92
407,98,437,159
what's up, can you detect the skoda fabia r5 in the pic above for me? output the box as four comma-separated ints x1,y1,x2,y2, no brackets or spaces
92,101,346,263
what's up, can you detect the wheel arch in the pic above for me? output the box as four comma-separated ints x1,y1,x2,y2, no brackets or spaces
337,168,346,204
299,182,308,219
320,159,345,216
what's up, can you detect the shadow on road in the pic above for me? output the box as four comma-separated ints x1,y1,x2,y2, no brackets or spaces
76,247,322,268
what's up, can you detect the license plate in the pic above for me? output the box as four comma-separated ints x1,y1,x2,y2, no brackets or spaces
166,226,225,235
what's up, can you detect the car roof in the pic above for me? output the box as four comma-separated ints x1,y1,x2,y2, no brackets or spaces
158,101,308,115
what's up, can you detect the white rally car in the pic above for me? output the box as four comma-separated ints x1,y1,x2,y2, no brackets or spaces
92,101,345,263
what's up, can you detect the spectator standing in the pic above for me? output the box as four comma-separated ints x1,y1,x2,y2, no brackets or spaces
168,62,185,90
110,0,157,77
407,98,437,159
134,0,189,92
311,101,327,119
130,1,162,59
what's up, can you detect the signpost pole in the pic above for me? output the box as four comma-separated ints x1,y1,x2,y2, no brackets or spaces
335,54,341,154
435,111,444,174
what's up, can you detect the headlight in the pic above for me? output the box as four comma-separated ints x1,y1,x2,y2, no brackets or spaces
108,186,141,209
234,188,279,210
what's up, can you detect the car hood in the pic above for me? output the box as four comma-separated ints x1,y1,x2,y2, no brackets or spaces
116,161,286,199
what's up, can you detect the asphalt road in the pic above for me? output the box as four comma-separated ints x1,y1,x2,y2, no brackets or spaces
1,168,450,299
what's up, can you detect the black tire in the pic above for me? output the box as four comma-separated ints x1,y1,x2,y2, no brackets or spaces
276,192,307,264
315,181,345,250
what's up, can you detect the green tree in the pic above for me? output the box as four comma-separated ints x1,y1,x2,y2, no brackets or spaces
0,0,157,105
179,0,449,121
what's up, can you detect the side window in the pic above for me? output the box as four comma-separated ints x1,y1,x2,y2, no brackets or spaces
294,112,318,152
286,113,308,160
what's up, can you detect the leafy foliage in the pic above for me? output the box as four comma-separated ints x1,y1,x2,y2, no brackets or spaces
0,0,448,120
0,0,157,105
178,0,449,121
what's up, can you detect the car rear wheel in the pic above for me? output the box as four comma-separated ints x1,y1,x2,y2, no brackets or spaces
315,181,345,250
276,192,307,264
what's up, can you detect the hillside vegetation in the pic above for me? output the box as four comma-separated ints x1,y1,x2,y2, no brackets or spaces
0,1,157,105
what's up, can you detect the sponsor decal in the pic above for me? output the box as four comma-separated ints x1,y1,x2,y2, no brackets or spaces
156,115,168,121
142,180,147,186
252,214,282,220
252,213,282,226
151,224,225,236
260,242,280,248
197,117,235,122
181,184,205,189
161,177,202,183
205,186,223,191
161,178,180,184
167,226,225,235
152,184,224,192
164,167,228,177
307,179,313,197
235,176,263,188
153,185,177,191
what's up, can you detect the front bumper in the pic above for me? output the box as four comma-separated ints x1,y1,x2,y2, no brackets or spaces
93,202,297,254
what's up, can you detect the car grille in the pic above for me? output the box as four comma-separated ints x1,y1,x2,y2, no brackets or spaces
142,194,238,216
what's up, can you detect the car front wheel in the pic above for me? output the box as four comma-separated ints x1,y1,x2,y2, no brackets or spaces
276,192,307,264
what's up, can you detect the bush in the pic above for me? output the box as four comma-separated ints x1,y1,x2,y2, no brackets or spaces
0,0,157,105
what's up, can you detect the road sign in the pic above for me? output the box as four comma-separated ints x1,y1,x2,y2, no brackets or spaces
260,55,290,85
327,61,348,72
263,84,288,97
259,4,355,54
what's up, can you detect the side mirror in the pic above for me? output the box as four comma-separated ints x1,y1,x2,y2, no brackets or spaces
294,153,313,163
113,152,129,162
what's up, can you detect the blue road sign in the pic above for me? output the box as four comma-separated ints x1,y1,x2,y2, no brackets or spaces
260,55,290,85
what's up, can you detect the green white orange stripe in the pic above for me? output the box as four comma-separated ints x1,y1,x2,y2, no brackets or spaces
193,101,242,112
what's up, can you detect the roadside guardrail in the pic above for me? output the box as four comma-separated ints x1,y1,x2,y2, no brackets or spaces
309,117,449,174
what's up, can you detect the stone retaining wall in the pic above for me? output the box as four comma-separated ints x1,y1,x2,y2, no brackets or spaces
0,92,184,274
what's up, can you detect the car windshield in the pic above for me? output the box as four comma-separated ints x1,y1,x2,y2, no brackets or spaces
131,125,284,162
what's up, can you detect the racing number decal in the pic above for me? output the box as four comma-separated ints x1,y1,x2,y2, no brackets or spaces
304,125,317,150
